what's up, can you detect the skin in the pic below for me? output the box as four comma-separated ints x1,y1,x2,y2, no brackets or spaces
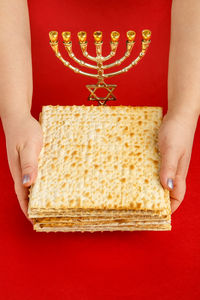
0,0,200,222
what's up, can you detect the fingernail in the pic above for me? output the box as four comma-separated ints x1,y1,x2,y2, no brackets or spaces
22,174,30,185
167,178,174,190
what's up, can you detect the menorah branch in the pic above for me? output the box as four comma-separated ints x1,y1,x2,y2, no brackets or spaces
103,40,135,69
49,43,98,78
57,53,98,78
103,39,150,77
63,41,97,70
79,42,98,62
102,41,119,61
103,53,144,78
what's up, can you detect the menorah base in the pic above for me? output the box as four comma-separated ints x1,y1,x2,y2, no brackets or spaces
86,83,117,105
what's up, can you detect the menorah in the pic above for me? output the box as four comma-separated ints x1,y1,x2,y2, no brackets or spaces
49,30,151,105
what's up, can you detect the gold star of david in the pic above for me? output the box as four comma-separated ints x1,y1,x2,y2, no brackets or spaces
86,83,117,105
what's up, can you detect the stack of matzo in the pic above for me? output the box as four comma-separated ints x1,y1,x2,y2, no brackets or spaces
28,105,171,232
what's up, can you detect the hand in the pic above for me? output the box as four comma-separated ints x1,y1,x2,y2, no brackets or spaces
2,113,43,222
158,110,198,213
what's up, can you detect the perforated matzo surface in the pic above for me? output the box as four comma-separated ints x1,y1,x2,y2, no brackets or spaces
28,105,171,231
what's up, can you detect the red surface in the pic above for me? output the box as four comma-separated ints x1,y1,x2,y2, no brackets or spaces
0,0,200,299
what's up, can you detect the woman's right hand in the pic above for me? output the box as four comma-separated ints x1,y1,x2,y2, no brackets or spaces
2,113,43,222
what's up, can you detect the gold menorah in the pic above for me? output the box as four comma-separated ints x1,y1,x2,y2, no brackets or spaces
49,30,151,105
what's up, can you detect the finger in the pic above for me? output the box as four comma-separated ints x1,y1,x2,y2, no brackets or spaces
170,153,190,213
19,141,42,187
170,177,186,213
159,145,180,191
14,179,31,221
6,147,33,223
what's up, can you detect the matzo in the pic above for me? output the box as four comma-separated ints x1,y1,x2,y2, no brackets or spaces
28,105,171,232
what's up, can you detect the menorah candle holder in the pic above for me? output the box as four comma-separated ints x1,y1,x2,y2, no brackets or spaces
49,30,151,105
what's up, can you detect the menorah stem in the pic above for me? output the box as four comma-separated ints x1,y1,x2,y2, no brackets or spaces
97,63,104,84
95,42,103,57
94,41,105,83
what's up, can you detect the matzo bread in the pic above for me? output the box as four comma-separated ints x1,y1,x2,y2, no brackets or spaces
34,224,171,232
28,105,171,232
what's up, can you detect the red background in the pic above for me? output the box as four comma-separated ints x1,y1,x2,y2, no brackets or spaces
0,0,200,299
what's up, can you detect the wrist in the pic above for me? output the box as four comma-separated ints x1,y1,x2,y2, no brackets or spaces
0,95,32,124
167,104,199,127
1,109,32,133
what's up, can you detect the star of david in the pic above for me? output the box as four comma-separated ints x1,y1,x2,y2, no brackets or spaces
86,84,117,105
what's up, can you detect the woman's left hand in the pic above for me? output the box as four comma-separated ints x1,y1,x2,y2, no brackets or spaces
158,109,198,213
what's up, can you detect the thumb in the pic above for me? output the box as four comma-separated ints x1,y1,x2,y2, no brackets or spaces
19,142,41,187
159,145,180,191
